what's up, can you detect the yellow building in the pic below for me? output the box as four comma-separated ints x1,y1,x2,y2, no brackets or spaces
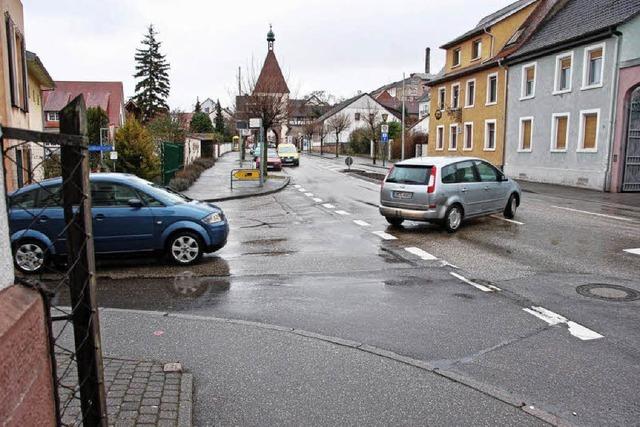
428,0,540,168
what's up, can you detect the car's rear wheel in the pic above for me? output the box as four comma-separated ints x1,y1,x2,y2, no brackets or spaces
14,239,47,274
168,231,203,265
444,205,463,233
504,193,518,219
385,217,404,227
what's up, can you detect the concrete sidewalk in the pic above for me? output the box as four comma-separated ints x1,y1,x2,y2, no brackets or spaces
184,152,289,202
84,308,550,426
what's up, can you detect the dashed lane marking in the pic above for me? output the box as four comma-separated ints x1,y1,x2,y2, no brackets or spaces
623,248,640,255
490,215,525,225
312,198,323,203
304,192,314,197
551,206,634,222
335,210,351,216
371,231,397,240
353,220,371,227
294,184,301,188
404,247,437,260
322,203,336,209
522,306,604,341
450,272,501,292
298,188,307,192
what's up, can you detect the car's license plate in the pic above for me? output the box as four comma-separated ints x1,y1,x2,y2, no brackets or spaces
393,191,413,199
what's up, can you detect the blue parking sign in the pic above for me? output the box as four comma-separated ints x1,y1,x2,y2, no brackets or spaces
381,132,389,143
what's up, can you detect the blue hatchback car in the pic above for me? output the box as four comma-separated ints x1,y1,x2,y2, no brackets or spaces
9,173,229,273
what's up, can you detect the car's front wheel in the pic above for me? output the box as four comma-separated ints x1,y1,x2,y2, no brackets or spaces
14,239,47,274
168,231,203,265
504,193,518,219
444,205,463,233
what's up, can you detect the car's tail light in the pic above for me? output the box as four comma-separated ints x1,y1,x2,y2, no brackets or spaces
382,166,394,189
427,166,437,194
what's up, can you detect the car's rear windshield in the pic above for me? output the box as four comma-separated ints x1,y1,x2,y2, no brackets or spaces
268,149,278,157
279,146,296,153
386,165,432,185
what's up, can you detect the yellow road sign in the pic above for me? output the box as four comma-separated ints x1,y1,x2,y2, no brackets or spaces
232,169,260,180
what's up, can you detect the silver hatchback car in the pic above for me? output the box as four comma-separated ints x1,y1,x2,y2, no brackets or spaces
379,157,521,232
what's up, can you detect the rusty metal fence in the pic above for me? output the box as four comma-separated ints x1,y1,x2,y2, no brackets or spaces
1,95,107,426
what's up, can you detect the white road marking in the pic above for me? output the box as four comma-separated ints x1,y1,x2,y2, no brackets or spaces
623,248,640,255
298,188,307,192
490,215,525,225
322,203,336,209
404,247,437,260
522,306,603,341
551,206,634,222
294,184,301,188
449,272,500,292
353,220,371,227
372,231,397,240
312,198,323,203
335,210,351,216
304,192,314,197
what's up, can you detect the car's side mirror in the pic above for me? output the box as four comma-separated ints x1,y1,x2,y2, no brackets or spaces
499,174,508,182
128,198,143,208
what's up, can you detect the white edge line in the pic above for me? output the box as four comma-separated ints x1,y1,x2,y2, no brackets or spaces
335,210,351,216
304,192,314,197
490,215,525,225
322,203,336,209
312,198,323,203
623,248,640,255
551,206,633,222
353,220,371,227
523,306,603,340
371,231,397,240
404,247,438,260
449,272,494,292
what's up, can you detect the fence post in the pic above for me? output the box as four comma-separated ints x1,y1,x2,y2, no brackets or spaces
59,95,108,426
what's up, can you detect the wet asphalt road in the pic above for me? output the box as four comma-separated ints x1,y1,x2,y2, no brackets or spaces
57,153,640,425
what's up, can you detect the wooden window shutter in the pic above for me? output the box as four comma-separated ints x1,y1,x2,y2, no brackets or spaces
526,67,535,81
522,120,532,149
5,13,17,107
20,33,28,112
589,48,603,61
556,117,567,149
561,57,571,70
583,113,597,149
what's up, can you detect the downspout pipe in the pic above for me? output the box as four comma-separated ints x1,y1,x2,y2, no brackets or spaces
498,58,508,170
483,26,495,60
604,30,622,192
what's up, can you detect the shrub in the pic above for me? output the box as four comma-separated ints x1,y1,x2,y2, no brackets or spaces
348,128,370,155
168,157,216,191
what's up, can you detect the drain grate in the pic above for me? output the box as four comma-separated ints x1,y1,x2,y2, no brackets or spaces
576,284,640,302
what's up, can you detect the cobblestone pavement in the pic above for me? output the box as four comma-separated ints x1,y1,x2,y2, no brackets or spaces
56,353,193,426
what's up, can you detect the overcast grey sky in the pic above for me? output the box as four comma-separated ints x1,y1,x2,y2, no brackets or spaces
24,0,512,110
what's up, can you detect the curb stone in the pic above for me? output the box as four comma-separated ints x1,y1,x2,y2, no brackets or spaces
178,373,193,427
202,176,290,202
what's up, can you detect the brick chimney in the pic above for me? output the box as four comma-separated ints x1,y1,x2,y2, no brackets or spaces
425,48,431,74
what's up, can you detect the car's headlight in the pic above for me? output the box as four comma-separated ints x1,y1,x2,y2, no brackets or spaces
203,212,223,224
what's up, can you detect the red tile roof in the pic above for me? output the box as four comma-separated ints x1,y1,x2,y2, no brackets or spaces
43,81,124,128
254,51,290,94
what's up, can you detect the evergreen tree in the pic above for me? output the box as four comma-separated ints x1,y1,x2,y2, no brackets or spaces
87,106,109,145
194,98,202,113
214,100,225,134
114,116,160,180
133,24,170,123
190,112,214,133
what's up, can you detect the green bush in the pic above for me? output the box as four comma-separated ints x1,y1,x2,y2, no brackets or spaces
168,157,216,191
348,128,370,155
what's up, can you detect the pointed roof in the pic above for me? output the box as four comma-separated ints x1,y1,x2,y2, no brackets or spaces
254,50,290,94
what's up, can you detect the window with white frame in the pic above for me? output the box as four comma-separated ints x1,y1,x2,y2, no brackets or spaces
583,44,604,89
438,87,446,110
521,63,536,99
484,120,496,150
46,111,60,122
554,52,573,93
452,48,461,67
578,109,599,152
436,125,445,150
449,124,459,151
472,40,482,60
518,117,533,152
551,113,570,151
451,83,460,109
463,122,473,150
465,79,475,107
486,73,498,105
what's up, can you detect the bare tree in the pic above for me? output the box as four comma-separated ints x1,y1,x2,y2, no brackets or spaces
316,121,328,156
302,121,316,152
361,100,384,164
326,112,352,157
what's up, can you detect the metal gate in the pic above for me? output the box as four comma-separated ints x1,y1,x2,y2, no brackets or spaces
161,141,184,185
622,87,640,192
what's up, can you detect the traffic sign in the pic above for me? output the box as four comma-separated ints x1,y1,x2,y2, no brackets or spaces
381,124,389,133
249,118,262,129
232,169,260,180
381,133,389,143
109,151,118,160
89,145,113,152
345,156,353,168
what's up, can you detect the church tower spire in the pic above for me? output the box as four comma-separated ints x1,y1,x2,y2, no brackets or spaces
267,24,275,51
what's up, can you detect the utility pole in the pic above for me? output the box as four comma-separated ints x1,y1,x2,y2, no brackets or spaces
401,72,406,161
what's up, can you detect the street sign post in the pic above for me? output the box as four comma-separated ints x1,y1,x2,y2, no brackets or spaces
345,156,353,171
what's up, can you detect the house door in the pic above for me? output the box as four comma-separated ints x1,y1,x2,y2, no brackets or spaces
622,87,640,192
